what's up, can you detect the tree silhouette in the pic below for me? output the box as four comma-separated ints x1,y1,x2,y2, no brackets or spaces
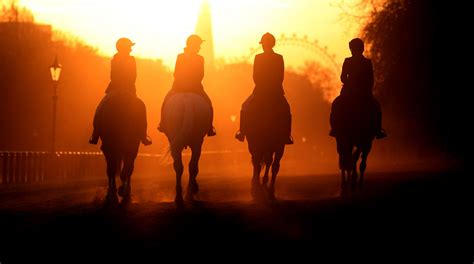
1,1,34,23
360,0,465,157
0,3,171,151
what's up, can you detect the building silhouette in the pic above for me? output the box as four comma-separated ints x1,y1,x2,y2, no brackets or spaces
195,0,215,72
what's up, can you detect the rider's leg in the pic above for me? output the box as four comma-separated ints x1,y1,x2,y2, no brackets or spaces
281,96,293,144
235,95,254,141
89,95,111,144
329,97,340,137
158,90,176,133
135,99,152,146
373,97,387,139
198,91,216,136
235,108,247,142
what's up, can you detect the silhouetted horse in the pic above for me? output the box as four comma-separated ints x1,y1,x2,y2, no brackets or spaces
161,93,211,205
243,96,287,201
331,95,378,192
96,92,147,204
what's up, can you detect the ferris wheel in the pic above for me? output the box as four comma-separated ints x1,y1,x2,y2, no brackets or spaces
240,33,340,74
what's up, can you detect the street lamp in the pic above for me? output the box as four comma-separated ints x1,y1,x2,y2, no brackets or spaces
49,55,62,153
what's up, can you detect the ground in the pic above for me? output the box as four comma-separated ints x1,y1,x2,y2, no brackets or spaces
0,168,466,262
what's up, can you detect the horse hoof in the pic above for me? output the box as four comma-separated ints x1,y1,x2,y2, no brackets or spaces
251,185,264,201
262,176,269,186
121,194,132,205
194,183,199,194
185,193,194,202
190,181,199,195
267,186,276,201
350,181,358,192
105,194,118,205
185,184,196,202
175,195,184,207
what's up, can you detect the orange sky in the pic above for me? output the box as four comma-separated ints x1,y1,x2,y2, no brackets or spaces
17,0,363,68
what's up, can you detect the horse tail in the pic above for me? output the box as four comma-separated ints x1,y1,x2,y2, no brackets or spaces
174,98,194,148
159,146,172,165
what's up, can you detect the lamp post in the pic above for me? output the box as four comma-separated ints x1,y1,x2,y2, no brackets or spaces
49,56,62,153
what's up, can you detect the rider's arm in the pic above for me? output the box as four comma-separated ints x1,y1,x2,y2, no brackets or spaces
253,55,263,85
368,59,374,91
277,55,284,84
173,54,182,79
197,55,204,82
340,58,349,84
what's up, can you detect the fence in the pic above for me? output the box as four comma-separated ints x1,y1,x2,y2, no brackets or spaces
0,151,107,184
0,150,248,185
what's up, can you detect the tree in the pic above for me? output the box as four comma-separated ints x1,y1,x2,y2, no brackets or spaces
1,0,34,22
360,0,465,157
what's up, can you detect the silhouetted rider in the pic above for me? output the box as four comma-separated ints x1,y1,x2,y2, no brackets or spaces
236,32,293,144
330,38,386,139
90,37,151,146
158,34,216,137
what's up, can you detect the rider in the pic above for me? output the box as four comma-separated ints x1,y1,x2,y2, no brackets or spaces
330,38,387,139
235,32,293,144
89,37,152,145
158,34,216,136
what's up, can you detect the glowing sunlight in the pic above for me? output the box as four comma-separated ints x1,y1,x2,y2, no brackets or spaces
18,0,359,67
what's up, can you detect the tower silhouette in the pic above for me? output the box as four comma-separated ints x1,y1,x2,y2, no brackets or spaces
195,0,215,72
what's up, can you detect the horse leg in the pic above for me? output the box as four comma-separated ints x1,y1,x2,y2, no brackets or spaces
351,147,362,191
186,142,202,202
119,151,137,204
262,152,273,188
341,168,348,187
340,169,345,186
269,146,284,201
171,147,184,206
104,151,118,205
251,152,263,200
337,137,352,191
359,142,372,189
340,169,349,197
359,152,367,189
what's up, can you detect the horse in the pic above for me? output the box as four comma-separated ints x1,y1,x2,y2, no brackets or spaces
161,93,211,205
242,96,288,201
330,94,378,193
95,92,148,205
